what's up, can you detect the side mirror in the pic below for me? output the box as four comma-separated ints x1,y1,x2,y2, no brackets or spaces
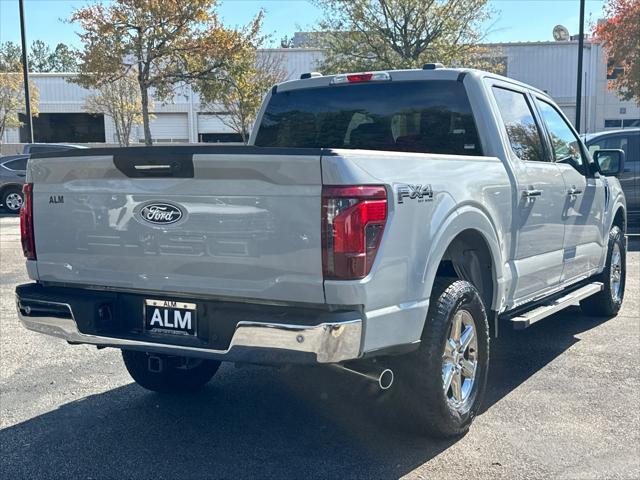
593,149,625,176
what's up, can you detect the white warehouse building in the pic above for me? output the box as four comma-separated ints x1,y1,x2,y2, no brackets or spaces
1,40,638,149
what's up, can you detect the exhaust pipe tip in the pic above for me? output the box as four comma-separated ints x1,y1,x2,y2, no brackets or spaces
331,363,395,390
378,368,394,390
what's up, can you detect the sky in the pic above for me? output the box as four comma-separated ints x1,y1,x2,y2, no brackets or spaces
0,0,610,48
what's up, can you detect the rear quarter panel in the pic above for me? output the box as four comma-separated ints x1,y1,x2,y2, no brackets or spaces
322,150,512,350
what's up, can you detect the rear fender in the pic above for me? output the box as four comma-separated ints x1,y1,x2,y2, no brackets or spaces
421,206,505,318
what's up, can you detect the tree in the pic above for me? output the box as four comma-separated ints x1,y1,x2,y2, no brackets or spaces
593,0,640,105
197,50,287,143
70,0,263,145
49,44,79,72
0,42,22,72
28,40,52,72
312,0,498,73
279,35,294,48
0,41,78,73
0,72,39,144
84,73,145,146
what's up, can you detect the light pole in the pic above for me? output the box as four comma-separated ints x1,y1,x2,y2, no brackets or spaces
575,0,586,132
19,0,34,143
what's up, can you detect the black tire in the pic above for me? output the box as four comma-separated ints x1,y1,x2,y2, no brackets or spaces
389,278,490,438
1,186,24,213
580,225,626,316
122,350,220,393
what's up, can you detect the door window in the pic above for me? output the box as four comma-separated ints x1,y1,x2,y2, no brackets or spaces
536,100,587,174
492,87,546,162
588,134,639,163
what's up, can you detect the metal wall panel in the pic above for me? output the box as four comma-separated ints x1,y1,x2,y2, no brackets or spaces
197,114,235,134
144,113,189,142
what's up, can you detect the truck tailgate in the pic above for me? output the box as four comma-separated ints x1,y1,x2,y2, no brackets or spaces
28,147,325,304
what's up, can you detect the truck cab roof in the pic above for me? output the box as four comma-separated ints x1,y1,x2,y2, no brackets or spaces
278,67,549,99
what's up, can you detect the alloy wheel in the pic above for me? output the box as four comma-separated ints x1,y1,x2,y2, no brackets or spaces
442,309,478,411
610,242,623,302
5,192,23,212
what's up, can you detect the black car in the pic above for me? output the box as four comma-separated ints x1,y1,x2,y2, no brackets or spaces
586,128,639,225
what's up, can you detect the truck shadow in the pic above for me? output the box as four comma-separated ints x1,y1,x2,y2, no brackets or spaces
0,308,617,479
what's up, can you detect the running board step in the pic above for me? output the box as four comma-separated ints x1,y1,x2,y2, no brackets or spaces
509,282,603,329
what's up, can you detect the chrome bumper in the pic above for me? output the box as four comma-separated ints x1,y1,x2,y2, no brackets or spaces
16,297,362,364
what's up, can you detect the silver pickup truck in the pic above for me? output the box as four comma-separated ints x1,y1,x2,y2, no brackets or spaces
15,67,627,438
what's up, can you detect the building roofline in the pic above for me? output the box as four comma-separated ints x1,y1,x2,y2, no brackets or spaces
481,40,594,47
24,72,79,77
260,47,325,53
586,127,640,139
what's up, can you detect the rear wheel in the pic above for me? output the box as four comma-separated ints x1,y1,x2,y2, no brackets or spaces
391,278,490,438
122,350,220,393
580,225,625,316
2,187,23,213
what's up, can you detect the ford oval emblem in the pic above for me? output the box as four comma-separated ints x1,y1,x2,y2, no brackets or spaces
139,203,183,225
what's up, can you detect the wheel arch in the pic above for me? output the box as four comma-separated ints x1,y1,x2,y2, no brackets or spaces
422,206,505,316
610,203,626,233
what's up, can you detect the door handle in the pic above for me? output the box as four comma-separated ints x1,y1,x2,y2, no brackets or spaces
522,189,543,198
567,186,583,197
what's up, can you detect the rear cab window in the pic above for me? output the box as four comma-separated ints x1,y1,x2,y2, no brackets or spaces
255,80,484,156
491,86,547,163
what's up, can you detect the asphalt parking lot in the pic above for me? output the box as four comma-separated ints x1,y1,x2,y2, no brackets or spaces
1,213,638,479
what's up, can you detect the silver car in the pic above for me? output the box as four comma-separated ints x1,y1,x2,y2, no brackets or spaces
0,155,28,213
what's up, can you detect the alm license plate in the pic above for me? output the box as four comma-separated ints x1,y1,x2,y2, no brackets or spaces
144,299,197,336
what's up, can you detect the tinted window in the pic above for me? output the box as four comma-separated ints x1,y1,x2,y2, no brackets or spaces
604,119,622,128
255,80,483,155
626,134,640,161
19,113,105,143
492,87,546,162
587,134,640,163
4,157,28,171
537,100,587,174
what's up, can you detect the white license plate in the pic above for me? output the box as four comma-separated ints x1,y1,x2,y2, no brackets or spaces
144,299,197,336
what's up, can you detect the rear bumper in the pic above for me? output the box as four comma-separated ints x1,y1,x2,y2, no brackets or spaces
15,283,362,364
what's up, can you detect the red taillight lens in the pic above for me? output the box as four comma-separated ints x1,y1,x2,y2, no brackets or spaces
20,183,36,260
322,185,387,280
346,73,373,83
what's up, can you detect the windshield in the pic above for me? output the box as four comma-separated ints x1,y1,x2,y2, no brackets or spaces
254,80,483,156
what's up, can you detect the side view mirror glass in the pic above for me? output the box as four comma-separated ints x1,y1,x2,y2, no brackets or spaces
593,149,625,176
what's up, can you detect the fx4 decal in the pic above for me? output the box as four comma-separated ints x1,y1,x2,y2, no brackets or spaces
397,184,433,204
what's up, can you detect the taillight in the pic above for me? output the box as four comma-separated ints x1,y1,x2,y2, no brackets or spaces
20,183,36,260
322,185,387,280
331,72,391,84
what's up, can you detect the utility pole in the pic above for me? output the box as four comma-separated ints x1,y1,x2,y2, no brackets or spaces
19,0,34,143
575,0,586,132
